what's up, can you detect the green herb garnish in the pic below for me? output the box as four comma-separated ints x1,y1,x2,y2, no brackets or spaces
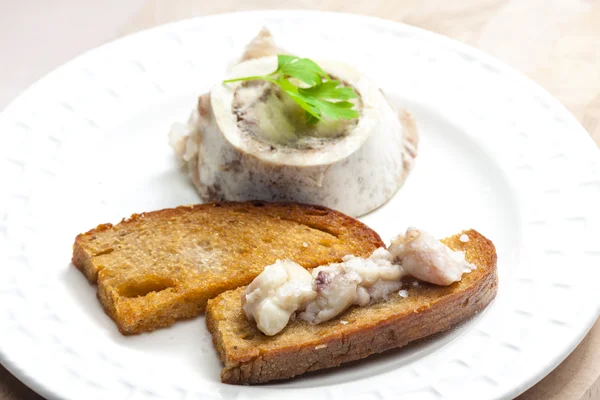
223,55,359,125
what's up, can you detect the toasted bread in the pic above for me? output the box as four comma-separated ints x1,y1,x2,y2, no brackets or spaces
72,202,383,334
205,229,498,384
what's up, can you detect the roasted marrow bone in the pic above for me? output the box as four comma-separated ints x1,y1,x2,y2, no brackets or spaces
170,29,418,217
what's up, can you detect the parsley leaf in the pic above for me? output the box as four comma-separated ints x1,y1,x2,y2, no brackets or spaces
310,99,359,120
298,80,358,101
274,55,328,86
223,55,359,124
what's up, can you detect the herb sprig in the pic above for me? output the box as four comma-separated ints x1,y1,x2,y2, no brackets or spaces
223,55,359,125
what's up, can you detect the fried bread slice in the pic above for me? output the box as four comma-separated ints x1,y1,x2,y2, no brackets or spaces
72,202,383,334
206,229,497,384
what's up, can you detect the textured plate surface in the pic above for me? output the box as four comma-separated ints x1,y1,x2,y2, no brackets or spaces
0,10,599,400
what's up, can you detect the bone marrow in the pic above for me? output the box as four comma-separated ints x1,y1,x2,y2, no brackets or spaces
242,227,476,336
170,29,418,217
232,79,361,150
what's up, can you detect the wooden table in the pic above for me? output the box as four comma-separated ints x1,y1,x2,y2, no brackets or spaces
1,1,599,399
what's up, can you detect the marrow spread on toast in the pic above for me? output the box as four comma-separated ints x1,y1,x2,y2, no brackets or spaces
242,227,477,336
206,229,498,384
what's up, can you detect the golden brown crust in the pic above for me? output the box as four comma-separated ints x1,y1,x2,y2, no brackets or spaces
205,229,498,384
72,201,383,334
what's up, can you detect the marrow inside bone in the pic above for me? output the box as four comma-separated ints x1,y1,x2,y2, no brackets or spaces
232,80,361,150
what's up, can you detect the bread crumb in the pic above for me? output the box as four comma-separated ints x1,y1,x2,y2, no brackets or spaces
302,242,308,248
412,281,419,287
460,234,469,243
398,290,408,298
340,320,348,325
315,344,327,350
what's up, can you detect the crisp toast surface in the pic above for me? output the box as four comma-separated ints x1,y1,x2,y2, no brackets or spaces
205,229,498,384
72,202,384,334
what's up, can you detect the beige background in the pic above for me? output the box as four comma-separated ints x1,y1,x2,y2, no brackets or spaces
0,1,599,399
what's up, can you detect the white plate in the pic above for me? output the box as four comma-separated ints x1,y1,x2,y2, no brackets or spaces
1,10,599,400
